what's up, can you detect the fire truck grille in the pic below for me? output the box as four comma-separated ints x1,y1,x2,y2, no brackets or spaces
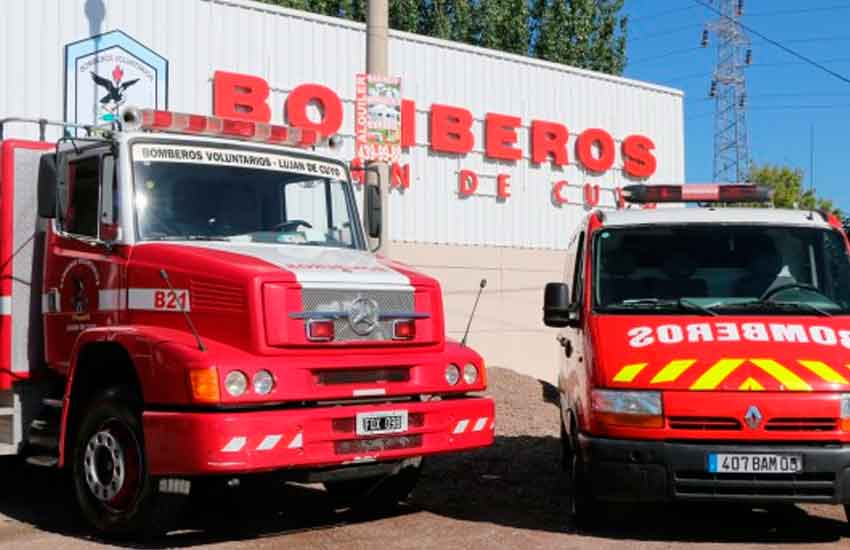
764,418,838,432
334,434,423,455
674,471,836,500
668,417,742,431
191,279,246,313
317,368,410,386
300,289,415,342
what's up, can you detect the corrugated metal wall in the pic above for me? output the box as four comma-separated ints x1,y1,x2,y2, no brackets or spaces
0,0,684,250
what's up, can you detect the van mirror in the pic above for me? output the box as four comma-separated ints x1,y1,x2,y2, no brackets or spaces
38,153,58,219
365,184,382,239
543,282,576,328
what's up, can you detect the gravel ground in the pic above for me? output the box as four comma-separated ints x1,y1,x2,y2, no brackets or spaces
0,367,847,549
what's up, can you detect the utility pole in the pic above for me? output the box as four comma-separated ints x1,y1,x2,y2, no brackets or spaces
702,0,752,183
366,0,391,254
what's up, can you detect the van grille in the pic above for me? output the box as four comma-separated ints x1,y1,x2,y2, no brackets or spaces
764,418,837,432
674,471,836,499
668,417,742,431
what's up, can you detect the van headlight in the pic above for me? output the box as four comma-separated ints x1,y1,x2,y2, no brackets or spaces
591,390,663,428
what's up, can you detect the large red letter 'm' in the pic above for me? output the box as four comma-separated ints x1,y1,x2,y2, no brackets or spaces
213,71,271,122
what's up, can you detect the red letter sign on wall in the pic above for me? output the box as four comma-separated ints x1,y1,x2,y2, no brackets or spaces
576,128,615,173
431,105,475,154
622,135,657,178
485,113,522,161
458,170,479,196
213,71,272,122
285,84,344,137
531,120,569,166
401,99,416,148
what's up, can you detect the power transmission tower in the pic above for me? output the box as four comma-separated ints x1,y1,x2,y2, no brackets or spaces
702,0,752,183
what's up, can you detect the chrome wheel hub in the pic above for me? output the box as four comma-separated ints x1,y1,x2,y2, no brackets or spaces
84,430,126,503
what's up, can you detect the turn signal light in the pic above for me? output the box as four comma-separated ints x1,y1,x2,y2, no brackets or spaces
307,319,335,342
596,412,664,429
188,367,220,403
393,319,416,340
840,395,850,432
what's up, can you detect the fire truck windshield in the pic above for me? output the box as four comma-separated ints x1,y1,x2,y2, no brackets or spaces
594,225,850,315
131,155,362,249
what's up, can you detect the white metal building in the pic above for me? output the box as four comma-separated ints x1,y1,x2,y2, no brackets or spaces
1,0,684,382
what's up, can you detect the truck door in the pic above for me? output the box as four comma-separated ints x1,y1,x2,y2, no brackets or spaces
42,148,125,370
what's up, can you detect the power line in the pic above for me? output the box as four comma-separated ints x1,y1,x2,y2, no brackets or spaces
630,23,702,42
688,103,850,120
747,4,850,17
630,5,702,23
749,57,850,68
694,0,850,86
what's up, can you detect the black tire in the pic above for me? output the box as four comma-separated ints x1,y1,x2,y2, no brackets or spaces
562,417,601,531
844,504,850,530
324,458,423,509
71,386,187,539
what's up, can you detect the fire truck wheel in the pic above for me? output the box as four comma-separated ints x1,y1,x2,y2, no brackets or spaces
845,504,850,528
71,386,187,539
324,458,423,510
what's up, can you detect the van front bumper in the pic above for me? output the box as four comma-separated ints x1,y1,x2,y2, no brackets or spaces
143,397,494,476
579,435,850,504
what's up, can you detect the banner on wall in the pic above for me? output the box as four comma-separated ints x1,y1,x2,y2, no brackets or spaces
354,74,401,163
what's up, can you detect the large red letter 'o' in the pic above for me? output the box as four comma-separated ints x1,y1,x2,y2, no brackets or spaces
285,84,344,136
576,128,615,173
213,71,271,122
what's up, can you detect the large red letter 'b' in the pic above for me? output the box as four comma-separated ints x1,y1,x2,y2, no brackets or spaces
431,105,474,154
213,71,271,122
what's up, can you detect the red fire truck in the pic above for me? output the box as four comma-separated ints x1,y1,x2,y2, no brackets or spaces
543,184,850,526
0,108,494,536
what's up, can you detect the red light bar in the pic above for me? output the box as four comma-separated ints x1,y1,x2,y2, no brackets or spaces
130,108,325,149
622,184,773,204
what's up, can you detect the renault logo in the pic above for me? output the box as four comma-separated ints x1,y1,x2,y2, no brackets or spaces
347,296,380,336
744,405,763,429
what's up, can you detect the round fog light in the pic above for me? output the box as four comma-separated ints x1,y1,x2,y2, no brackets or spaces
253,370,275,395
463,363,478,384
225,370,248,396
445,364,460,385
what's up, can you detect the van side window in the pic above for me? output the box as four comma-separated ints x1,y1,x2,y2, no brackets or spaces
571,232,586,305
64,157,100,238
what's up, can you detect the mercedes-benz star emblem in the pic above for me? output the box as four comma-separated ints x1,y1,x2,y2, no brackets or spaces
744,405,763,429
347,296,380,336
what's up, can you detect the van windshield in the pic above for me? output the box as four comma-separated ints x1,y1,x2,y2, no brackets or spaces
593,225,850,315
131,143,362,249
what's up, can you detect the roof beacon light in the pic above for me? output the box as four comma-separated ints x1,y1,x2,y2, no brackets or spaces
119,106,326,149
621,184,773,205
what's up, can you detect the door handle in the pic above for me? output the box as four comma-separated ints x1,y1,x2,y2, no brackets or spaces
556,335,573,357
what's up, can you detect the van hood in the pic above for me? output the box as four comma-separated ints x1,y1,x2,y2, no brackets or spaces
590,315,850,392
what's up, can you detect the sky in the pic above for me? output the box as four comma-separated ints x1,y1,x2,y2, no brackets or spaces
621,0,850,212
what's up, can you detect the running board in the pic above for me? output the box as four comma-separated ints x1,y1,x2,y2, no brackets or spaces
25,455,58,468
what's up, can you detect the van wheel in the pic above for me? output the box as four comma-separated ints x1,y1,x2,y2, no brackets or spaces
324,458,423,510
562,421,600,530
71,386,187,539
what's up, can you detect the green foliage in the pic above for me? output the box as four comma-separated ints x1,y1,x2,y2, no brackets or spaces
749,163,842,217
256,0,628,75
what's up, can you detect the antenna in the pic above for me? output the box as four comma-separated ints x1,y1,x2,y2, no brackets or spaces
460,278,487,347
159,269,205,352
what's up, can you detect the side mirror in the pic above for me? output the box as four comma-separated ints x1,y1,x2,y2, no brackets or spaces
365,184,382,239
543,282,577,328
38,153,58,219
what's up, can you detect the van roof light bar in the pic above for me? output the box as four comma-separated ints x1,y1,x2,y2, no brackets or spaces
622,184,773,204
119,106,340,150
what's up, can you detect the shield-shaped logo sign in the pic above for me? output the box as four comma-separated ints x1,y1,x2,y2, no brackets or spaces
744,405,763,429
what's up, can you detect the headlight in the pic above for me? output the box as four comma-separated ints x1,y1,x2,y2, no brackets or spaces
225,370,248,397
591,390,663,428
253,370,275,395
463,363,478,384
445,364,460,385
841,394,850,432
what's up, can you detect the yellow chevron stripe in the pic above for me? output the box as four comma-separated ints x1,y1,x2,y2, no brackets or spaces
690,359,745,390
797,360,849,385
739,377,765,391
613,363,647,383
651,359,697,384
751,359,812,391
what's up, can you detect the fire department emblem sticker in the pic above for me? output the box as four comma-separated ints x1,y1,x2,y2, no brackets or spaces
59,259,101,322
65,30,168,128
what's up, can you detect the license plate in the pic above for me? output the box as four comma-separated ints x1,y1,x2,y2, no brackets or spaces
356,410,408,436
708,453,803,474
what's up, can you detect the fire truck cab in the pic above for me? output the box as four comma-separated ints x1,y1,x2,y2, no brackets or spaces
544,184,850,526
0,108,494,536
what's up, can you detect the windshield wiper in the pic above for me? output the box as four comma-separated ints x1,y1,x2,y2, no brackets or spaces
147,235,231,242
710,299,833,317
608,298,719,316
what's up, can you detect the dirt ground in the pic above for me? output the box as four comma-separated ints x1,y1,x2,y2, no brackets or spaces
0,367,847,549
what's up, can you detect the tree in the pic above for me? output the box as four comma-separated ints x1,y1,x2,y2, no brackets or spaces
749,163,842,216
475,0,529,55
390,0,419,32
